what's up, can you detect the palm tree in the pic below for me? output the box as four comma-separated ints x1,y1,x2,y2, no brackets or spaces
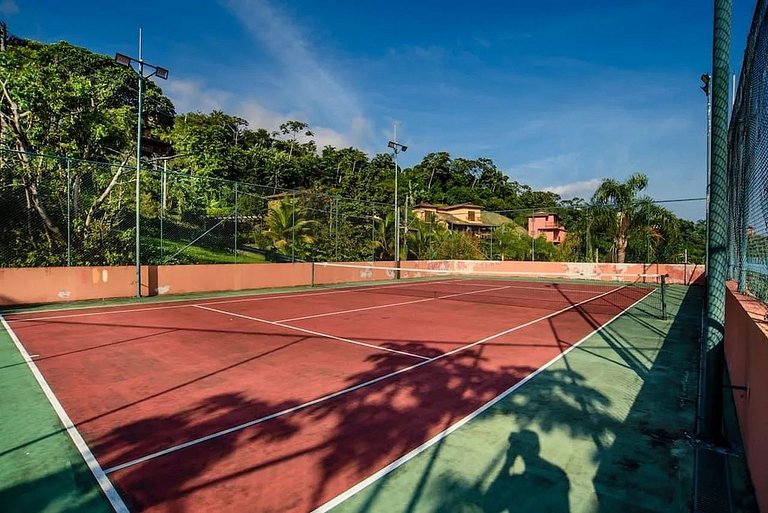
407,218,443,260
591,173,678,263
373,212,396,260
262,199,317,259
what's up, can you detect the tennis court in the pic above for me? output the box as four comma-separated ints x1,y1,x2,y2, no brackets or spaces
0,267,669,513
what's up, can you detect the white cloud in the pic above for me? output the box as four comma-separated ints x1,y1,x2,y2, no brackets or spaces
0,0,18,15
544,178,602,199
225,0,366,130
506,152,580,177
164,79,231,114
165,78,363,152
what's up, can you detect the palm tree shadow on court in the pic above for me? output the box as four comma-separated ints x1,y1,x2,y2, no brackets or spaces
0,285,694,513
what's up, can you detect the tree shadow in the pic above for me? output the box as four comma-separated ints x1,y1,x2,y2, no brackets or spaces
95,392,301,512
0,284,705,512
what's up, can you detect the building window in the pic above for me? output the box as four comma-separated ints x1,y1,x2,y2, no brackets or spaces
467,211,475,221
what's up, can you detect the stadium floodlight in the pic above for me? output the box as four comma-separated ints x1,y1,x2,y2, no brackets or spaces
115,28,169,298
115,53,132,67
389,130,408,278
700,73,710,96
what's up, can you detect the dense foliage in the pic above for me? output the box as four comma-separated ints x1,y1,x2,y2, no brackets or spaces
0,28,704,266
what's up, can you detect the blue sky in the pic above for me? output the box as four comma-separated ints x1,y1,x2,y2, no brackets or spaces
2,0,757,219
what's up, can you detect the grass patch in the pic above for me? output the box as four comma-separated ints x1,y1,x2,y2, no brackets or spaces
143,237,267,264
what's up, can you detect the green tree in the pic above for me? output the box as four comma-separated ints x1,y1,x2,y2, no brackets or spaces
277,120,313,158
591,173,678,263
373,212,397,260
261,199,317,260
0,33,174,265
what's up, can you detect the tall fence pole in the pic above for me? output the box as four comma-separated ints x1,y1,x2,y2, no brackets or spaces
234,182,238,264
531,209,536,261
702,0,731,444
335,198,340,262
134,61,144,298
160,160,165,262
371,204,376,262
66,158,72,266
291,192,296,263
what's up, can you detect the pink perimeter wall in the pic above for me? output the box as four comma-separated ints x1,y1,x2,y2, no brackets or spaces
724,284,768,512
0,260,704,307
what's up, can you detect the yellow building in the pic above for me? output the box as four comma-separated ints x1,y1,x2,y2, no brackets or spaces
412,203,501,235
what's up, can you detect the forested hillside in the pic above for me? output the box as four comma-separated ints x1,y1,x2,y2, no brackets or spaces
0,26,705,266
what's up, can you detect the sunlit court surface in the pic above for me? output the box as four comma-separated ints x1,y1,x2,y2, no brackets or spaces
0,267,675,513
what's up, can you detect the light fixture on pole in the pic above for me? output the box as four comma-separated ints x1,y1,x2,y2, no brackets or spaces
388,129,407,279
115,28,168,298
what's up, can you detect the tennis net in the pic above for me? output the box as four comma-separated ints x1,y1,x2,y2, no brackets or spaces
310,262,668,320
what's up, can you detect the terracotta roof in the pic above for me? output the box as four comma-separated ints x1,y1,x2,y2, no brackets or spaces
441,203,483,210
440,213,495,227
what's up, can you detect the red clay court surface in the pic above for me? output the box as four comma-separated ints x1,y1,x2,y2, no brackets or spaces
3,278,654,512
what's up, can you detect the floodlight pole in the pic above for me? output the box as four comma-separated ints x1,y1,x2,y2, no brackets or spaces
135,40,143,298
115,29,168,297
389,126,407,279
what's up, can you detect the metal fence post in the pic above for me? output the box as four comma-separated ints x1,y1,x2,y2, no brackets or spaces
335,198,340,262
66,158,72,266
371,204,376,262
291,192,296,263
531,208,536,261
160,160,165,262
234,182,238,264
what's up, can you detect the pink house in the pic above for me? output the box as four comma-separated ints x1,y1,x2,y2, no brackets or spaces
527,212,567,245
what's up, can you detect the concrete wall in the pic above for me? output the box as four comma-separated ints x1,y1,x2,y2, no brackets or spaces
397,260,703,285
724,285,768,512
0,266,137,306
0,260,704,307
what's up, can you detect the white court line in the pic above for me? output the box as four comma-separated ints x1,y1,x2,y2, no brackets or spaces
312,286,656,513
193,305,430,361
278,283,516,322
5,279,456,323
103,284,626,475
0,315,129,513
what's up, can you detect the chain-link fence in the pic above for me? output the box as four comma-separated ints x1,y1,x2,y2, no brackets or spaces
0,148,391,267
1,147,706,268
728,0,768,305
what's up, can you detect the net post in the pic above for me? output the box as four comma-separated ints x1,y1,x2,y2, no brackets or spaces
661,274,667,320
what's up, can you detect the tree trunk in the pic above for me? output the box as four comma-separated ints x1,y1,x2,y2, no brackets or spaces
84,153,131,228
614,211,631,263
2,79,63,241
